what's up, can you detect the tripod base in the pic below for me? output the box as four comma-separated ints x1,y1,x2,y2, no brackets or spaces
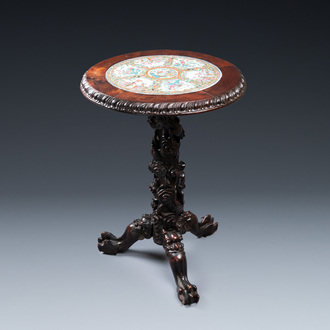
98,116,218,305
98,211,218,305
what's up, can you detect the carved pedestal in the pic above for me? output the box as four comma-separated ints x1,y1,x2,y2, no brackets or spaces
98,116,218,305
80,49,246,305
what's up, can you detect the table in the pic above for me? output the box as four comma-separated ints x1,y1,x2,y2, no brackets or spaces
80,50,246,305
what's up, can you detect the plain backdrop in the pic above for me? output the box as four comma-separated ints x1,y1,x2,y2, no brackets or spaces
1,1,329,329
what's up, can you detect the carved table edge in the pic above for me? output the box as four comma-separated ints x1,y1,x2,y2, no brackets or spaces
80,72,246,116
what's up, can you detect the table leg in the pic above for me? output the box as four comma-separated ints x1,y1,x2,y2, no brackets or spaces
162,229,200,304
97,214,152,255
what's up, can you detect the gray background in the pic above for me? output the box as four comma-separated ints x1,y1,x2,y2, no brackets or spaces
1,1,329,329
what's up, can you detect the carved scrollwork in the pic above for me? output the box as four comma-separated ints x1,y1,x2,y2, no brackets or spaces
97,115,219,305
162,230,184,255
80,73,246,116
148,117,187,241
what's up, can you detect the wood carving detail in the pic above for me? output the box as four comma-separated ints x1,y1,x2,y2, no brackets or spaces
97,116,218,305
80,73,246,116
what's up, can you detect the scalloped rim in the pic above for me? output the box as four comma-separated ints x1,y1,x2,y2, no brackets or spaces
80,72,246,116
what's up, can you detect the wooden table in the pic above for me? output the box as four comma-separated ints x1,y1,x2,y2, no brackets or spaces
80,50,246,305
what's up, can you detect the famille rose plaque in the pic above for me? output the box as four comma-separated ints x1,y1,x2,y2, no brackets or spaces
80,50,245,115
105,55,222,95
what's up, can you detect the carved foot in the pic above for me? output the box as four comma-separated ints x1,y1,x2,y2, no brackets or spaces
98,214,152,255
185,211,218,238
178,283,200,305
197,214,218,237
98,231,122,255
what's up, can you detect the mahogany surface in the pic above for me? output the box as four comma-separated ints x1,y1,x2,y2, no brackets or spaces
81,50,246,116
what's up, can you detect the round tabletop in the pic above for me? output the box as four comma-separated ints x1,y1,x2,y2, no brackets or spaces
80,50,246,116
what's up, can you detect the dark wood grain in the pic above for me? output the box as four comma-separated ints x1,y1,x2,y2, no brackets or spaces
97,116,218,304
80,50,246,116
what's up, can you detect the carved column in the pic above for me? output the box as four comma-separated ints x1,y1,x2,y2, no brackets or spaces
148,116,198,304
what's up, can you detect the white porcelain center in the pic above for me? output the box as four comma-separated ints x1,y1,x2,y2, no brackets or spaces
106,55,222,95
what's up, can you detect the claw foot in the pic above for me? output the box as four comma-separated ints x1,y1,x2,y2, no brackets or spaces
185,211,218,238
97,231,120,255
178,284,200,305
199,214,218,237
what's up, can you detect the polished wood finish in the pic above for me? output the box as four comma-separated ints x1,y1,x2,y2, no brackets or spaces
80,50,246,304
81,50,246,116
97,116,218,304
